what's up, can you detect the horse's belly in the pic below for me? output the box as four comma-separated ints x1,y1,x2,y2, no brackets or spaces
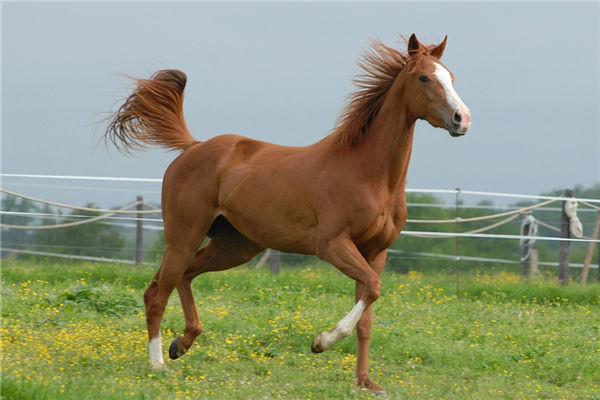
220,208,317,255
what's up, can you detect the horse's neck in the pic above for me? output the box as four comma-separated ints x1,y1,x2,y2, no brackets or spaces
356,90,416,193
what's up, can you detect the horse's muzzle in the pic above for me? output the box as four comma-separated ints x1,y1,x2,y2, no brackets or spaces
447,107,470,136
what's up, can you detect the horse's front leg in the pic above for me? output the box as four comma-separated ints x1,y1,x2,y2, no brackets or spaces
355,250,387,394
311,236,381,353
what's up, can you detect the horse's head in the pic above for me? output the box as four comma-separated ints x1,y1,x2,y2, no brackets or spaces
403,34,471,137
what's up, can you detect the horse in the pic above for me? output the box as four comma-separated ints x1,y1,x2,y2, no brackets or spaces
104,33,471,394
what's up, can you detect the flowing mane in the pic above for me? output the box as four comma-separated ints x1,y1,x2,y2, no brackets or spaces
333,40,409,148
334,39,435,148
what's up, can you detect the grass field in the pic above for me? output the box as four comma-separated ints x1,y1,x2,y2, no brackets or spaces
1,259,599,399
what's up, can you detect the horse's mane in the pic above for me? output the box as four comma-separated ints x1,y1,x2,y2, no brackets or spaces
333,39,431,148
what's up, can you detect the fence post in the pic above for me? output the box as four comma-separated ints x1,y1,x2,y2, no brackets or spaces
270,250,281,274
581,212,600,284
529,249,540,279
455,188,460,297
558,189,573,285
521,232,530,280
254,249,272,269
135,195,143,266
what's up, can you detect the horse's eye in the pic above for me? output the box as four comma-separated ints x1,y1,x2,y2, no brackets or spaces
419,75,430,83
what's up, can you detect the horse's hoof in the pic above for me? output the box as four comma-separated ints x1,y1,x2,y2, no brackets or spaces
359,379,387,397
311,334,323,354
150,360,166,370
169,337,185,360
361,387,387,397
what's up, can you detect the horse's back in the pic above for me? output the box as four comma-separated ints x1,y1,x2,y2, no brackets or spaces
163,133,267,184
160,133,321,253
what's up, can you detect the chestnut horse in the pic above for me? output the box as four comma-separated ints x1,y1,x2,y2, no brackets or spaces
105,33,470,394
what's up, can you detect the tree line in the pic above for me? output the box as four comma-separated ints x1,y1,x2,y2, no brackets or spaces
2,183,599,271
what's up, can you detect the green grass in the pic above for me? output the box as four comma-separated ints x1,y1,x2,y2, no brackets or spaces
1,259,599,399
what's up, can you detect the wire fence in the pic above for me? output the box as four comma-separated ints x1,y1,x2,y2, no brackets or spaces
1,174,599,278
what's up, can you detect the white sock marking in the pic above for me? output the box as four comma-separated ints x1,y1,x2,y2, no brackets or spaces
149,336,164,368
320,300,366,350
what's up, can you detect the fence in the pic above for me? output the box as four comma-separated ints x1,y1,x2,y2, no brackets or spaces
2,174,599,284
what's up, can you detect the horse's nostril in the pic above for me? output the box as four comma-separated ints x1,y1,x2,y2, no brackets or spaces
453,111,462,124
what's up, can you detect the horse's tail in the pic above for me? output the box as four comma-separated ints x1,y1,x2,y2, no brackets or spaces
105,69,198,153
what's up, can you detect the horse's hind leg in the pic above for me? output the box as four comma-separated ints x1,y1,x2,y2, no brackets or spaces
144,206,214,368
144,240,203,368
170,234,264,359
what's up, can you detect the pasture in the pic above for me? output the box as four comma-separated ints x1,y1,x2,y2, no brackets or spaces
1,260,599,399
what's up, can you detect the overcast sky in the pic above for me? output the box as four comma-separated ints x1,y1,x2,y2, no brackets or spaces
2,1,599,208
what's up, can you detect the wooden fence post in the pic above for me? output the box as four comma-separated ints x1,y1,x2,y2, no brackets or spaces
581,212,600,284
558,189,573,285
135,196,143,266
254,249,272,269
529,249,540,279
270,250,281,274
521,215,530,280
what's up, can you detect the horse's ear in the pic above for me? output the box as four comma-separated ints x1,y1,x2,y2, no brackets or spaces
430,35,447,59
408,33,422,57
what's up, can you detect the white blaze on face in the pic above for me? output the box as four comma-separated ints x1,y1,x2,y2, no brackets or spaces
433,62,468,112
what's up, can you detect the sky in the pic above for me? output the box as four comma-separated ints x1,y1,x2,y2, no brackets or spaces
2,1,599,209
